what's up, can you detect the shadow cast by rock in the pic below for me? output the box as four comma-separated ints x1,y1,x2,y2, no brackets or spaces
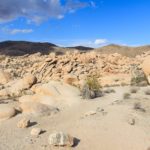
28,121,37,127
73,138,80,147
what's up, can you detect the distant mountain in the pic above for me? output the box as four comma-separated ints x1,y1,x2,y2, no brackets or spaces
0,41,58,56
95,44,150,57
0,41,93,56
0,41,150,57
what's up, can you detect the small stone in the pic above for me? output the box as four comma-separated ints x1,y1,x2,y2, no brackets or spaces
30,128,42,136
84,110,97,117
17,118,30,128
48,132,74,147
128,118,135,125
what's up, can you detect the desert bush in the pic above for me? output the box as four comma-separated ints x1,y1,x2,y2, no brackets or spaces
130,87,139,93
144,88,150,95
81,76,103,99
86,76,101,90
123,93,131,99
130,64,148,86
133,102,146,112
104,88,115,94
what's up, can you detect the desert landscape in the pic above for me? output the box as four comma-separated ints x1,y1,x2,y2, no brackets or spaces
1,0,150,149
0,41,150,150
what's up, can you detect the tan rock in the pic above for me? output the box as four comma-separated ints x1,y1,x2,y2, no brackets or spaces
0,105,16,121
20,102,59,116
17,118,30,128
0,70,11,84
142,56,150,83
63,74,78,85
48,132,74,147
22,73,37,88
142,56,150,76
6,74,37,97
84,110,97,117
30,128,42,136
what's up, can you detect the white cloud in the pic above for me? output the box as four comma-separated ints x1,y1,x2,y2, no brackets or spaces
94,39,108,45
56,38,108,48
0,0,88,24
2,28,33,34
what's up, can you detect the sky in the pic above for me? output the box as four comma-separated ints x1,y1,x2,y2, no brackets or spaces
0,0,150,47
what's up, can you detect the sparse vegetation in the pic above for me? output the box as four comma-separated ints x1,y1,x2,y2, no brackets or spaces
133,102,146,112
81,76,103,99
104,88,115,94
130,65,148,86
123,93,131,99
86,76,101,91
130,87,139,93
144,88,150,95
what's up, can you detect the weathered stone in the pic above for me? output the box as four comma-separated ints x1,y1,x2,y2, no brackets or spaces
30,128,42,136
17,118,30,128
0,105,16,121
48,132,74,147
63,74,78,85
0,70,11,84
20,102,59,116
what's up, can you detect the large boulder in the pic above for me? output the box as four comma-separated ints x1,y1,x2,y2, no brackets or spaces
0,74,37,97
142,56,150,84
0,70,11,84
12,74,37,92
19,94,57,106
0,105,16,121
20,102,59,116
142,56,150,75
19,81,81,107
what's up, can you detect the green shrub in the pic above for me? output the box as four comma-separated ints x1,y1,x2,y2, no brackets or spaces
81,76,103,99
86,76,101,91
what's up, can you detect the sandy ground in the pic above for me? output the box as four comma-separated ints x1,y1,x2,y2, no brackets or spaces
0,86,150,150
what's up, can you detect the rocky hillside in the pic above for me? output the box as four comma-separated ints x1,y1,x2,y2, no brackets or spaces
96,44,150,57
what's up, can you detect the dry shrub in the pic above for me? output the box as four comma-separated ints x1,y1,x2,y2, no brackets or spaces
81,76,103,99
123,93,131,99
133,102,146,112
130,87,139,93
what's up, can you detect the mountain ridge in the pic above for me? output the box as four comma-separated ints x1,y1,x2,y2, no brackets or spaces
0,41,150,57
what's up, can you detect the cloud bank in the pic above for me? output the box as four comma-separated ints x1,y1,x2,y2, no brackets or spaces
0,0,88,24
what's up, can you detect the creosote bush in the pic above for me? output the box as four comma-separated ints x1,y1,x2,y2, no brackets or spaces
123,93,131,99
86,76,101,91
130,87,139,93
133,102,146,112
81,76,103,99
144,88,150,95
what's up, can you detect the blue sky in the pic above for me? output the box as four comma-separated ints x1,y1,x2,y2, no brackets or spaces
0,0,150,47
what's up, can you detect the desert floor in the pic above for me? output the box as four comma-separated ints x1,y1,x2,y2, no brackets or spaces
0,86,150,150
